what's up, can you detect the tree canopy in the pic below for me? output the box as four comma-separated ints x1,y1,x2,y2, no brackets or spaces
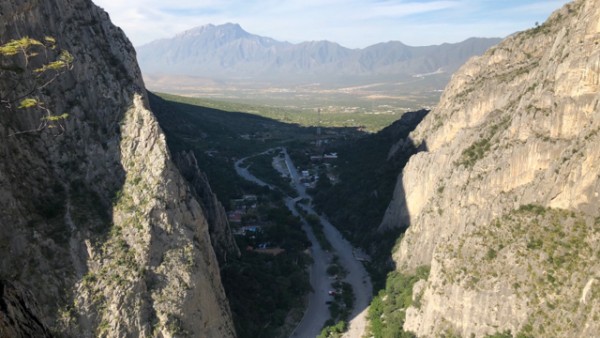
0,36,73,134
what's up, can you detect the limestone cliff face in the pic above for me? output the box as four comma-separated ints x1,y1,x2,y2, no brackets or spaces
0,0,235,337
380,0,600,336
0,280,53,338
174,151,241,264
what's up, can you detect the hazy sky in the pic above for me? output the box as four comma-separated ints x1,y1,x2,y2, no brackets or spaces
93,0,571,48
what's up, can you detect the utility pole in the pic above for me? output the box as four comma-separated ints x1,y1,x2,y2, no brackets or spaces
316,108,322,152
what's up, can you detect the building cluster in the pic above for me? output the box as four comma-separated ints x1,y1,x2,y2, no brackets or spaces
227,194,285,256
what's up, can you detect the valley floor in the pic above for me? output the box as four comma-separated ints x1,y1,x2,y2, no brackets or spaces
235,148,372,337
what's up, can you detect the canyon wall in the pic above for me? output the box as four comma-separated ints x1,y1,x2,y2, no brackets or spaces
0,0,235,336
381,0,600,336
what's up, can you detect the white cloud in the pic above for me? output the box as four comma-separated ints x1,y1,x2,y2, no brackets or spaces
363,1,460,19
92,0,570,48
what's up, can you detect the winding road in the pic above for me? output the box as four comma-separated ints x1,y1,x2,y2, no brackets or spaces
235,148,372,338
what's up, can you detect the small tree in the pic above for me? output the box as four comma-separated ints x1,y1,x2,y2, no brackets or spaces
0,36,73,135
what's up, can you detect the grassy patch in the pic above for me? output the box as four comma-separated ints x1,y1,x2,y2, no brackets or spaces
319,281,354,338
458,137,491,168
367,266,430,338
456,116,511,168
304,213,333,251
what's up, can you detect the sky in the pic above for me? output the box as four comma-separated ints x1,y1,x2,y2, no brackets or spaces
93,0,571,48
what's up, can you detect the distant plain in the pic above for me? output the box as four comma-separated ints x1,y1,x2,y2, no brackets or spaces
147,74,444,132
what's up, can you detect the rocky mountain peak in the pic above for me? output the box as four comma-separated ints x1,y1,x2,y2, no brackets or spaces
0,0,236,337
136,25,500,82
379,0,600,336
177,22,250,41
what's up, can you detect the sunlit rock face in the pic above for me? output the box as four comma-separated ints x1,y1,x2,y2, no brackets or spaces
380,0,600,336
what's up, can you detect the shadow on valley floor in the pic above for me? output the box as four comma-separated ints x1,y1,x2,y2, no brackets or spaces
313,111,429,338
149,92,369,338
310,109,429,291
148,91,365,203
149,91,429,337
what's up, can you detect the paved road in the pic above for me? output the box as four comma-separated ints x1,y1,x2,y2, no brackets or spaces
236,149,372,338
287,197,333,338
282,149,372,338
281,148,306,197
234,155,275,189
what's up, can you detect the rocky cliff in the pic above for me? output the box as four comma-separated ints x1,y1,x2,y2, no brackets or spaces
380,0,600,336
0,0,235,337
0,280,53,338
174,151,241,264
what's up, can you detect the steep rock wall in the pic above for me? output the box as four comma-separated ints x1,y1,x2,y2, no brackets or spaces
380,0,600,336
0,0,235,337
0,280,53,338
174,151,241,264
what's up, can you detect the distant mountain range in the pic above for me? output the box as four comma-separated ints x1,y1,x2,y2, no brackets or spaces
136,23,501,85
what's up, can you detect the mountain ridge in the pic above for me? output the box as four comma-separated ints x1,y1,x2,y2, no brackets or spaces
136,23,501,84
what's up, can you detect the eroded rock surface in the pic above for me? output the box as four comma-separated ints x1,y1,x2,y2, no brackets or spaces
0,280,53,338
0,0,235,337
174,151,241,264
380,0,600,336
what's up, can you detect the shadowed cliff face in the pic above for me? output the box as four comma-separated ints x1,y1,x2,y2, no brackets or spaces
0,280,53,338
380,0,600,336
311,109,429,244
148,92,241,264
174,151,241,264
0,0,235,337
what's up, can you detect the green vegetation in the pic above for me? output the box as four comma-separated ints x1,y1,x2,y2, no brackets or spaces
295,203,357,336
520,1,576,39
221,201,312,338
319,277,354,338
326,255,347,279
165,315,185,336
80,220,146,337
311,112,426,232
456,116,511,168
518,204,547,215
439,206,600,337
0,36,73,134
149,92,361,203
458,137,491,167
485,330,513,338
149,92,425,337
244,151,297,197
367,266,430,338
156,92,407,132
310,110,428,289
318,320,347,338
151,92,347,337
326,281,354,323
303,213,333,251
